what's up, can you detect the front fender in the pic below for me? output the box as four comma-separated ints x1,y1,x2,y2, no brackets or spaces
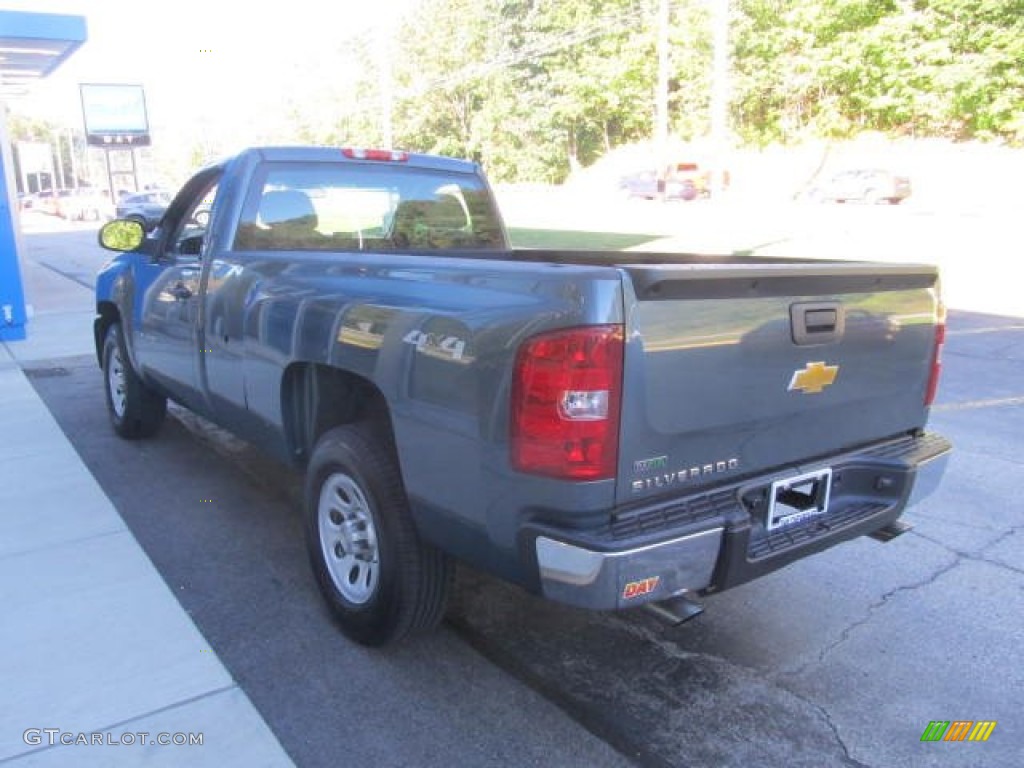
94,254,141,371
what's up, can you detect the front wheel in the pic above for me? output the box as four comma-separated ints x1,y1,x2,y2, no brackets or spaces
102,323,167,438
305,423,452,646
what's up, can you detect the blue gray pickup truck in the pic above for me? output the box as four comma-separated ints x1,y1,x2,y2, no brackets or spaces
94,146,951,645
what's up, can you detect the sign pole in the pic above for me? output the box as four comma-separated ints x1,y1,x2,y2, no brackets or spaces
129,147,138,191
104,148,115,205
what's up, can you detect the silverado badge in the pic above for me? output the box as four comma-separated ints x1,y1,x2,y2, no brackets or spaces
788,361,839,394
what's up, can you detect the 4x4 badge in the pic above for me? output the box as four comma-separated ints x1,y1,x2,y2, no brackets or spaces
788,361,839,394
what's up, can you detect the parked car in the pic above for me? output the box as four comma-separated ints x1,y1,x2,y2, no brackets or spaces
57,189,115,222
35,189,72,216
808,169,912,205
115,190,172,229
618,169,697,201
664,161,718,199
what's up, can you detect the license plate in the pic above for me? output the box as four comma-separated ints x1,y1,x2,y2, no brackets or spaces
766,468,833,531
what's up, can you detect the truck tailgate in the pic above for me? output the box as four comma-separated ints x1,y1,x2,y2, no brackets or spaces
617,261,941,506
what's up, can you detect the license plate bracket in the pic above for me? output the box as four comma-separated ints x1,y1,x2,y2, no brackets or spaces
766,468,833,531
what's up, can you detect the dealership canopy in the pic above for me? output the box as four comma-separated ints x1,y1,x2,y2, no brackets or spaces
0,9,87,341
0,10,86,95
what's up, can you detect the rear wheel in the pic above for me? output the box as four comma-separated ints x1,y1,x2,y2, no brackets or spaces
305,423,452,646
102,323,167,438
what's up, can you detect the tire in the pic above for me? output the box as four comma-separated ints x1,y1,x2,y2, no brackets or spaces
102,323,167,439
305,423,452,646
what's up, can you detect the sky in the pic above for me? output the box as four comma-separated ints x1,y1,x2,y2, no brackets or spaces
4,0,415,173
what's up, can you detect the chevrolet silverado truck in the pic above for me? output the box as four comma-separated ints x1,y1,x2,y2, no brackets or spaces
94,146,951,645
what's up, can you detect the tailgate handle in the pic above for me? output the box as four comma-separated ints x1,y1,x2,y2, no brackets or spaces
791,302,844,345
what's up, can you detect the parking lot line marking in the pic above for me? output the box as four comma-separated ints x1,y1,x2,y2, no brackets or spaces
934,396,1024,412
947,325,1024,336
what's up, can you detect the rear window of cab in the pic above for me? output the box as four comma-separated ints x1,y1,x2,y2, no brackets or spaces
234,162,505,252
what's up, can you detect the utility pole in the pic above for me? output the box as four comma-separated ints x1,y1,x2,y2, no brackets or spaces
66,126,78,190
53,133,65,190
709,0,730,196
377,22,394,147
655,0,670,193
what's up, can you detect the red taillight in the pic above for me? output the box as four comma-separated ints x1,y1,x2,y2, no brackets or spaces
925,302,946,406
341,147,409,162
511,325,624,481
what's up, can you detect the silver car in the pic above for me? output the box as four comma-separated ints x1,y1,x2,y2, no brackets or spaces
115,190,172,229
809,169,912,205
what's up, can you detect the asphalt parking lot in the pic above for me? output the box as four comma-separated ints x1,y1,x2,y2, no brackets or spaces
15,203,1024,767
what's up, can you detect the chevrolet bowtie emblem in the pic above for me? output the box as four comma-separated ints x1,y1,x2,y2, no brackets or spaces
788,361,839,394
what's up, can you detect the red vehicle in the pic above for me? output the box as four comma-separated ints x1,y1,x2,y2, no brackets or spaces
659,161,730,199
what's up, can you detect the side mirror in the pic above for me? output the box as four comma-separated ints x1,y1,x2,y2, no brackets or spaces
98,219,146,252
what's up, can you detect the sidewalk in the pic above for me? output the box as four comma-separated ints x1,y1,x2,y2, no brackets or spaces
0,262,292,765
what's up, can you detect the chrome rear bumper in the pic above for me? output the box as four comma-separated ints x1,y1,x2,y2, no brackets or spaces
536,528,722,611
906,445,951,507
531,432,951,612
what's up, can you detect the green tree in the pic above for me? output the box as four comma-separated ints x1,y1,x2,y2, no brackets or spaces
732,0,1024,144
386,0,657,182
7,114,76,190
245,0,1024,183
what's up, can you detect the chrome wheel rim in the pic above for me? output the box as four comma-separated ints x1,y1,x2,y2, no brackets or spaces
108,344,127,419
318,472,379,604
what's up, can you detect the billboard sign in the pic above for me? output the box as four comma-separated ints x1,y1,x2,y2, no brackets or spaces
80,83,151,147
16,142,52,174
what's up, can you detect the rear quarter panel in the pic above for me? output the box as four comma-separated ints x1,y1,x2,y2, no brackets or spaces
230,251,625,576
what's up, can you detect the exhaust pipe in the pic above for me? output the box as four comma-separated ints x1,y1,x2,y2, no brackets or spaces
644,592,705,626
868,519,913,543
